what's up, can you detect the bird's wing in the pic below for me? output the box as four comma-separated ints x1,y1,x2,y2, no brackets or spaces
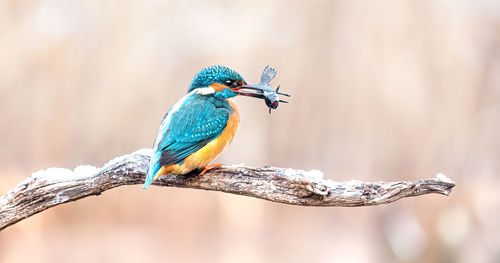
144,95,230,189
156,98,230,167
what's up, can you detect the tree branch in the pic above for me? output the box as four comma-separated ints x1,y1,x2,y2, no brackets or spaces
0,149,455,231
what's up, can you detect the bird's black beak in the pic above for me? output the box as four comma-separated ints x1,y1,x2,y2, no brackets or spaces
232,83,266,99
232,83,291,99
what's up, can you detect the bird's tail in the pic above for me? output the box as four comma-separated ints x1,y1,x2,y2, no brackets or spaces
143,151,162,189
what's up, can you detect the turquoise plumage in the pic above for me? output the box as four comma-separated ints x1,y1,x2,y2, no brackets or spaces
143,65,266,189
144,94,233,189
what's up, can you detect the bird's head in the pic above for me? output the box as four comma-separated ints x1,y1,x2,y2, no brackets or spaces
188,65,268,100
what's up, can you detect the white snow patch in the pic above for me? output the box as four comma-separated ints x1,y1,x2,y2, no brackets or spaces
103,155,128,167
32,167,74,180
303,169,324,181
229,162,247,167
73,165,99,179
54,192,69,203
31,165,99,182
283,168,298,177
30,149,151,182
283,168,324,181
133,148,153,156
322,179,359,189
103,148,152,168
436,173,454,184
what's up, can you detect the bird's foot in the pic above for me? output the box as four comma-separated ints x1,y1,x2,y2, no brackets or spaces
200,163,223,175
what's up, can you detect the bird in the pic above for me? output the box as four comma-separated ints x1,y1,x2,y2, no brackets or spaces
143,65,270,189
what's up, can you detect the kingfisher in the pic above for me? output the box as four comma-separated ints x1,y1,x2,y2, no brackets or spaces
143,65,271,189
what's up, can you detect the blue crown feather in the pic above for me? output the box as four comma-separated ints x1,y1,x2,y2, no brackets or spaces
188,65,245,92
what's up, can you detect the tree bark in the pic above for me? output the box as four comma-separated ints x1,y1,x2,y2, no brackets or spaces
0,149,455,231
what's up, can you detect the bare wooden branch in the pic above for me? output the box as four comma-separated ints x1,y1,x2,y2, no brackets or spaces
0,149,455,231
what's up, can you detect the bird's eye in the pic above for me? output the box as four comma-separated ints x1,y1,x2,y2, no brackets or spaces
224,80,235,87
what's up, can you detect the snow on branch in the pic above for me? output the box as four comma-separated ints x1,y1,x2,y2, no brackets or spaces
0,149,455,231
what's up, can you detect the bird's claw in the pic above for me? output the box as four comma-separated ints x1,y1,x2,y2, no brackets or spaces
200,163,223,175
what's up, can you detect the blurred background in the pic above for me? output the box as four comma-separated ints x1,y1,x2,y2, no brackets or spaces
1,0,499,262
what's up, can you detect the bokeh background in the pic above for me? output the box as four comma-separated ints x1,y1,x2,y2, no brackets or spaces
1,0,500,262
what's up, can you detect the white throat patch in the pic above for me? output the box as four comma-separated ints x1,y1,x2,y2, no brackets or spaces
194,87,215,95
